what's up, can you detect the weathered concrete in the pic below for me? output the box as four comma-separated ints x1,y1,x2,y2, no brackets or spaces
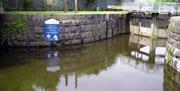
0,14,129,47
167,16,180,72
130,14,170,38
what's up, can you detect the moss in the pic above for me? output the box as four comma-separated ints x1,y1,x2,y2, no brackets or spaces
6,11,128,15
157,25,168,29
165,48,172,64
150,34,158,40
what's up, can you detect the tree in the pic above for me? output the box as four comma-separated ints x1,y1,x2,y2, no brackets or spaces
64,0,67,12
0,0,4,13
74,0,78,13
0,0,8,13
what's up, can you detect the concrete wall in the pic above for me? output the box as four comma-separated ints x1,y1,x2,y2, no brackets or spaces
167,16,180,72
130,14,170,38
0,14,129,47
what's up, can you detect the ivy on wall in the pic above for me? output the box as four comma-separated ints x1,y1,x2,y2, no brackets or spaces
0,17,28,45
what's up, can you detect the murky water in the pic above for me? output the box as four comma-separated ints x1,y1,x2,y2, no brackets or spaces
0,35,179,91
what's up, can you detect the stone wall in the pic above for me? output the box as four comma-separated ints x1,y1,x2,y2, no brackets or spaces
0,14,129,47
166,16,180,72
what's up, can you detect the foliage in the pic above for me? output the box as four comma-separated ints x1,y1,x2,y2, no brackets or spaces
85,0,95,6
23,0,32,11
0,17,27,44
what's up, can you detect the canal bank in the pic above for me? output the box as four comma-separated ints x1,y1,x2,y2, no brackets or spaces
0,13,130,47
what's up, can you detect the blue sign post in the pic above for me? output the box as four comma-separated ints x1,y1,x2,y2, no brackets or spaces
44,19,60,42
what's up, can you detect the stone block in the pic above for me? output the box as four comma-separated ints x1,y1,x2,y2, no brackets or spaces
83,38,94,43
61,20,80,27
62,34,74,41
64,39,82,45
34,27,44,34
81,32,93,39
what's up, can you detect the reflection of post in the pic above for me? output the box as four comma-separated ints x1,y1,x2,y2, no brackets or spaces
46,50,60,72
65,74,68,86
149,41,155,62
75,72,78,88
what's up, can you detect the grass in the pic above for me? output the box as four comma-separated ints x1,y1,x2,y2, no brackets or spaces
6,11,128,15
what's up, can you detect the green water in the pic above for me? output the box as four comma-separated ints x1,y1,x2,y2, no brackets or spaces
0,35,179,91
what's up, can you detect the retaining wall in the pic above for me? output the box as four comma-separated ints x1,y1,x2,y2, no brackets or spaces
166,16,180,72
0,14,129,47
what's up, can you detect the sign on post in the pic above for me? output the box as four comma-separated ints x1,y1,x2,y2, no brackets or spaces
44,18,60,42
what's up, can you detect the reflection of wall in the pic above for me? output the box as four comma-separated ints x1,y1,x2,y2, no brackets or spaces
0,35,130,91
128,35,166,70
118,54,163,73
164,66,180,91
129,35,167,47
130,14,170,38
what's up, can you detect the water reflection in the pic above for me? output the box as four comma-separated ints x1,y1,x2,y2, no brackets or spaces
45,50,60,72
0,35,179,91
127,35,166,73
164,65,180,91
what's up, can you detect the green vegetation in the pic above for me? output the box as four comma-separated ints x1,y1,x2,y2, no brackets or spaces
6,18,27,32
165,48,172,64
23,0,32,11
7,11,128,15
0,17,27,44
150,34,158,40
